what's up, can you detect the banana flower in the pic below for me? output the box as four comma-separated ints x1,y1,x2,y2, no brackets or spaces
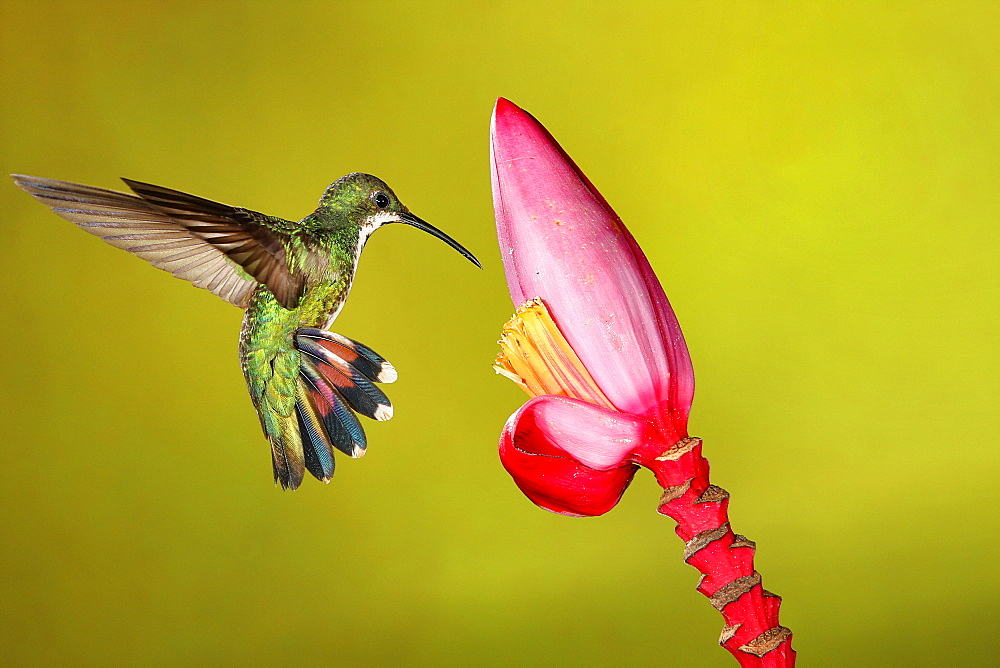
490,98,795,667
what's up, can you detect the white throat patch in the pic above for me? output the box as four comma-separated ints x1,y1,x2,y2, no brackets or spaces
358,211,399,248
354,210,402,266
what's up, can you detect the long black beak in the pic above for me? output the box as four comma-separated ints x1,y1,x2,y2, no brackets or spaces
400,212,482,268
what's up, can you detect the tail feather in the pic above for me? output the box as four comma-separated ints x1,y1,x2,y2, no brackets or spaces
297,337,392,421
297,328,397,383
270,413,305,490
296,381,336,482
299,363,367,457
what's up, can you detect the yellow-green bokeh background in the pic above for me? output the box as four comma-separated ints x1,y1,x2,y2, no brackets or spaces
1,2,997,665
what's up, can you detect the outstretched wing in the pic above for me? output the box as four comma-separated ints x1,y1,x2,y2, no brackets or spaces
12,174,306,309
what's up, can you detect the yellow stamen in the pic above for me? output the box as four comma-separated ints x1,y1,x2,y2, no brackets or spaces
494,298,615,410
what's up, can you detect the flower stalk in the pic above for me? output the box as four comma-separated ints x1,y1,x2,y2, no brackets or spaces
491,98,795,665
642,438,794,665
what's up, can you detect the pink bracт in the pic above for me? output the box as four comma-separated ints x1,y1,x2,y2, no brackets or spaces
490,98,795,666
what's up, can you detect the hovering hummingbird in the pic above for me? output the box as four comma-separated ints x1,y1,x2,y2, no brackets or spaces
12,173,480,489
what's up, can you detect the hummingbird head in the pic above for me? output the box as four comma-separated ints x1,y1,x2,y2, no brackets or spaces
318,173,480,268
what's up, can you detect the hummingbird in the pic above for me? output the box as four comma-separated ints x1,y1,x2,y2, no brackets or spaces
12,173,480,489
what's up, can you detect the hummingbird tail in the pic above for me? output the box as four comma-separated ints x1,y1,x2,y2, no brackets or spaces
285,328,396,486
242,290,398,490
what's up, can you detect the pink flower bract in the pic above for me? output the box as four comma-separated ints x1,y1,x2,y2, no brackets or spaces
491,98,694,441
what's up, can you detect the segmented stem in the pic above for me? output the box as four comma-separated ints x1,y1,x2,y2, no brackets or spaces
636,438,795,666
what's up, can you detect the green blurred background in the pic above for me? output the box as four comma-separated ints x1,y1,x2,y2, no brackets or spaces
1,1,996,665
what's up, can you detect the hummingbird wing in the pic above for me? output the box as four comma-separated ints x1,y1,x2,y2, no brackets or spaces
120,178,306,309
13,175,305,309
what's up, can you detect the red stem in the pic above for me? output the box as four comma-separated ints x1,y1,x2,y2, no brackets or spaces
634,437,795,666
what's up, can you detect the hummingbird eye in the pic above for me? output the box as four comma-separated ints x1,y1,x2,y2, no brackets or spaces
372,192,390,209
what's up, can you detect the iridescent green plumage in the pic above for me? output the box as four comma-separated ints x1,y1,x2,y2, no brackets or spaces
13,172,480,489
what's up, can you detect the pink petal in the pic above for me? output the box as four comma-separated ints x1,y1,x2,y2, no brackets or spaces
490,98,694,433
499,395,648,516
